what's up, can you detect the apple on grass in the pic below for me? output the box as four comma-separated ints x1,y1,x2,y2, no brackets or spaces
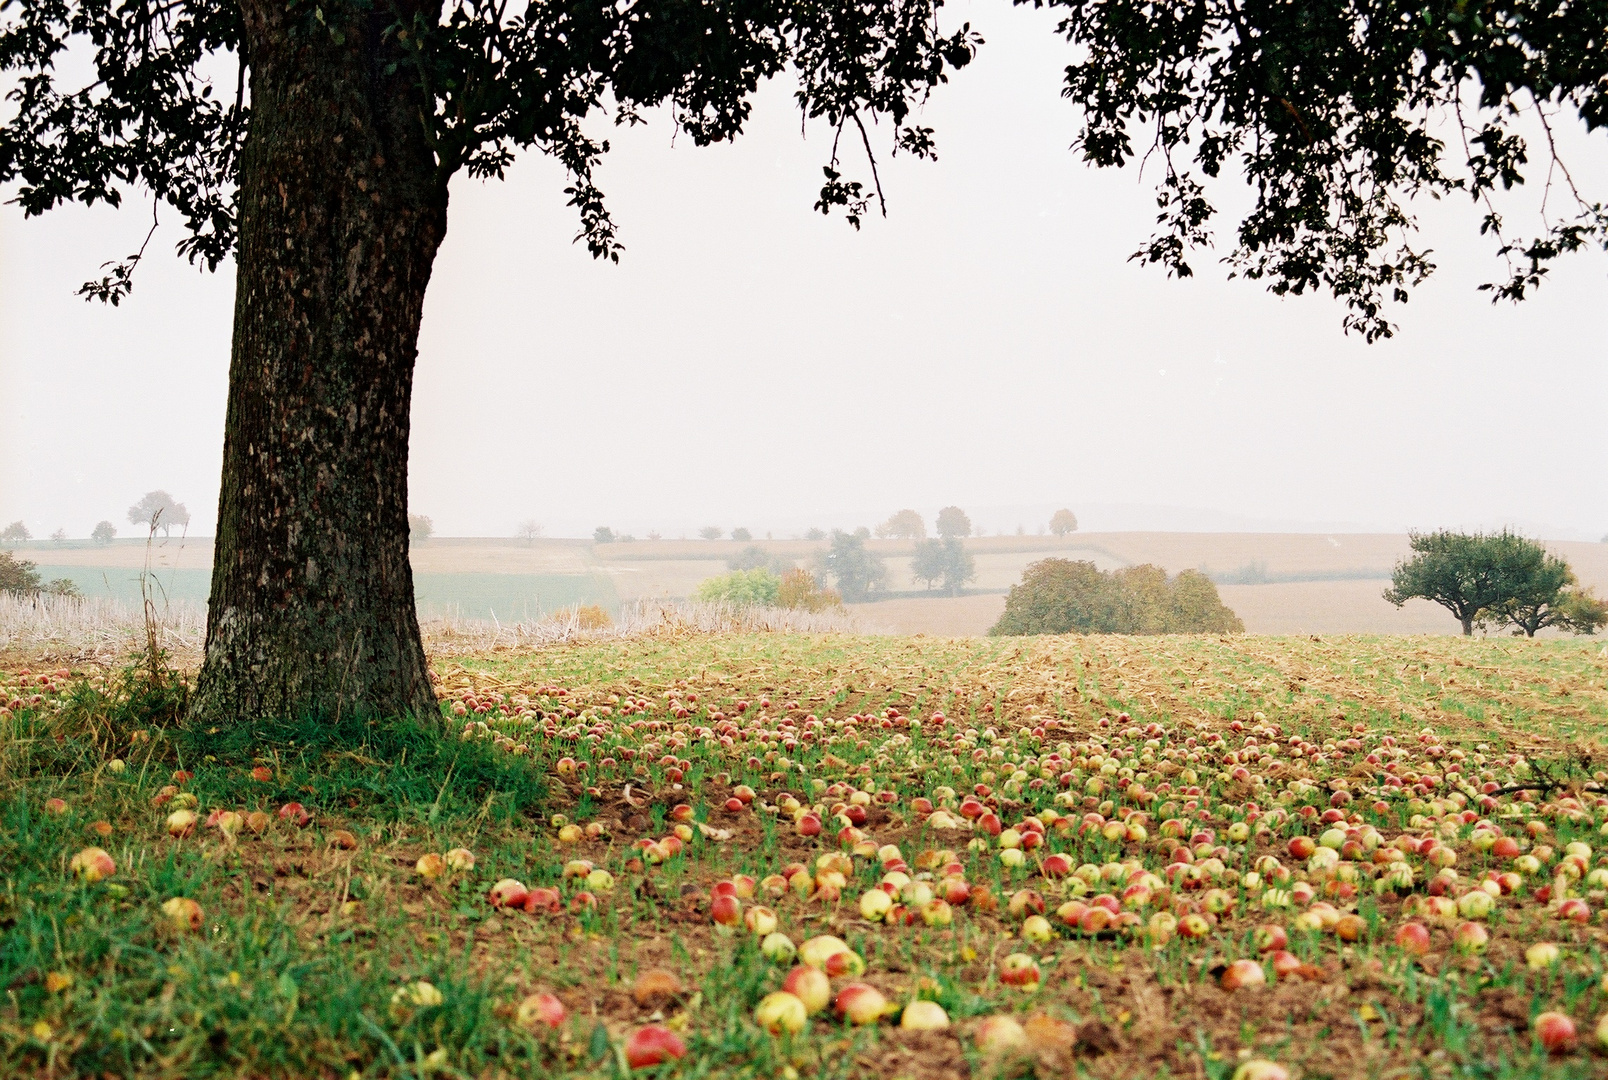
70,847,115,883
161,896,203,933
1220,959,1266,990
488,879,529,909
901,1000,949,1030
998,954,1041,989
834,983,890,1025
1393,922,1431,955
517,992,566,1030
782,966,831,1014
624,1026,687,1069
1533,1012,1576,1054
974,1014,1029,1055
754,991,808,1034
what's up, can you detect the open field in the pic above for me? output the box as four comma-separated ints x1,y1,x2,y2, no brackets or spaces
11,533,1608,634
6,629,1608,1078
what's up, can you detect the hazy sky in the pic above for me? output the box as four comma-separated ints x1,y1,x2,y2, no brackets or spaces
4,3,1606,542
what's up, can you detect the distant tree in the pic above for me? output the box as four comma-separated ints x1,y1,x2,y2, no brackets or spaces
696,568,782,607
991,559,1242,635
2,521,31,543
91,521,117,546
514,520,544,543
911,540,947,590
1049,509,1079,536
1383,530,1554,636
777,569,842,612
593,526,616,544
50,528,68,543
408,514,435,544
1480,557,1608,637
731,527,753,542
936,507,971,540
0,551,42,594
1164,569,1244,632
875,510,926,540
127,491,190,536
728,545,793,576
646,532,663,541
816,531,888,603
939,538,977,596
0,551,78,597
699,527,724,541
804,528,827,542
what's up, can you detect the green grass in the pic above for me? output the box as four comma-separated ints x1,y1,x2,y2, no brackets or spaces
3,632,1608,1078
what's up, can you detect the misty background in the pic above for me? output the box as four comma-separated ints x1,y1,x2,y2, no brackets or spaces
3,2,1606,543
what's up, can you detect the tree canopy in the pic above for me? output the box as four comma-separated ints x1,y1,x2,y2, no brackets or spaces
816,530,888,602
5,0,1604,335
935,506,972,540
1049,509,1078,537
1386,530,1606,636
876,510,927,540
991,558,1243,636
911,536,975,595
126,490,190,536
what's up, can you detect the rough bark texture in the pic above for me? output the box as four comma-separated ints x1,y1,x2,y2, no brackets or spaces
190,0,444,722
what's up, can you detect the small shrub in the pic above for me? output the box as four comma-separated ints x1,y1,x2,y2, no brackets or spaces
696,569,782,607
575,604,613,629
777,569,841,612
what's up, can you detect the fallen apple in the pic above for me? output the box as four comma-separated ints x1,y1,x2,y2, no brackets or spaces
783,965,832,1014
70,846,115,883
488,878,530,908
900,999,950,1030
624,1025,687,1069
754,990,808,1034
1533,1011,1577,1054
517,991,567,1030
834,982,890,1025
160,896,203,932
1220,959,1266,990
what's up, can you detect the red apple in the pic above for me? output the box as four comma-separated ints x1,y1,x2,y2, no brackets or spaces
834,983,890,1025
488,878,530,908
1534,1011,1577,1054
1394,922,1431,955
70,846,115,883
1220,959,1266,990
1254,924,1288,953
517,992,567,1030
624,1026,687,1069
974,1014,1029,1055
277,802,312,827
998,953,1041,988
783,966,832,1014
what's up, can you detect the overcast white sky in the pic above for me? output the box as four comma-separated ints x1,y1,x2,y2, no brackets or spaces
3,3,1606,542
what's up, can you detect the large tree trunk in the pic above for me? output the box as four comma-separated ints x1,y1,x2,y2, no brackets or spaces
190,0,445,723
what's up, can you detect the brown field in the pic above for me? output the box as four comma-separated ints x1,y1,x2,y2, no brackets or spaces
14,532,1607,637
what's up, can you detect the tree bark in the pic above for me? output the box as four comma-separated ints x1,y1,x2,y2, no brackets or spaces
190,0,445,723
